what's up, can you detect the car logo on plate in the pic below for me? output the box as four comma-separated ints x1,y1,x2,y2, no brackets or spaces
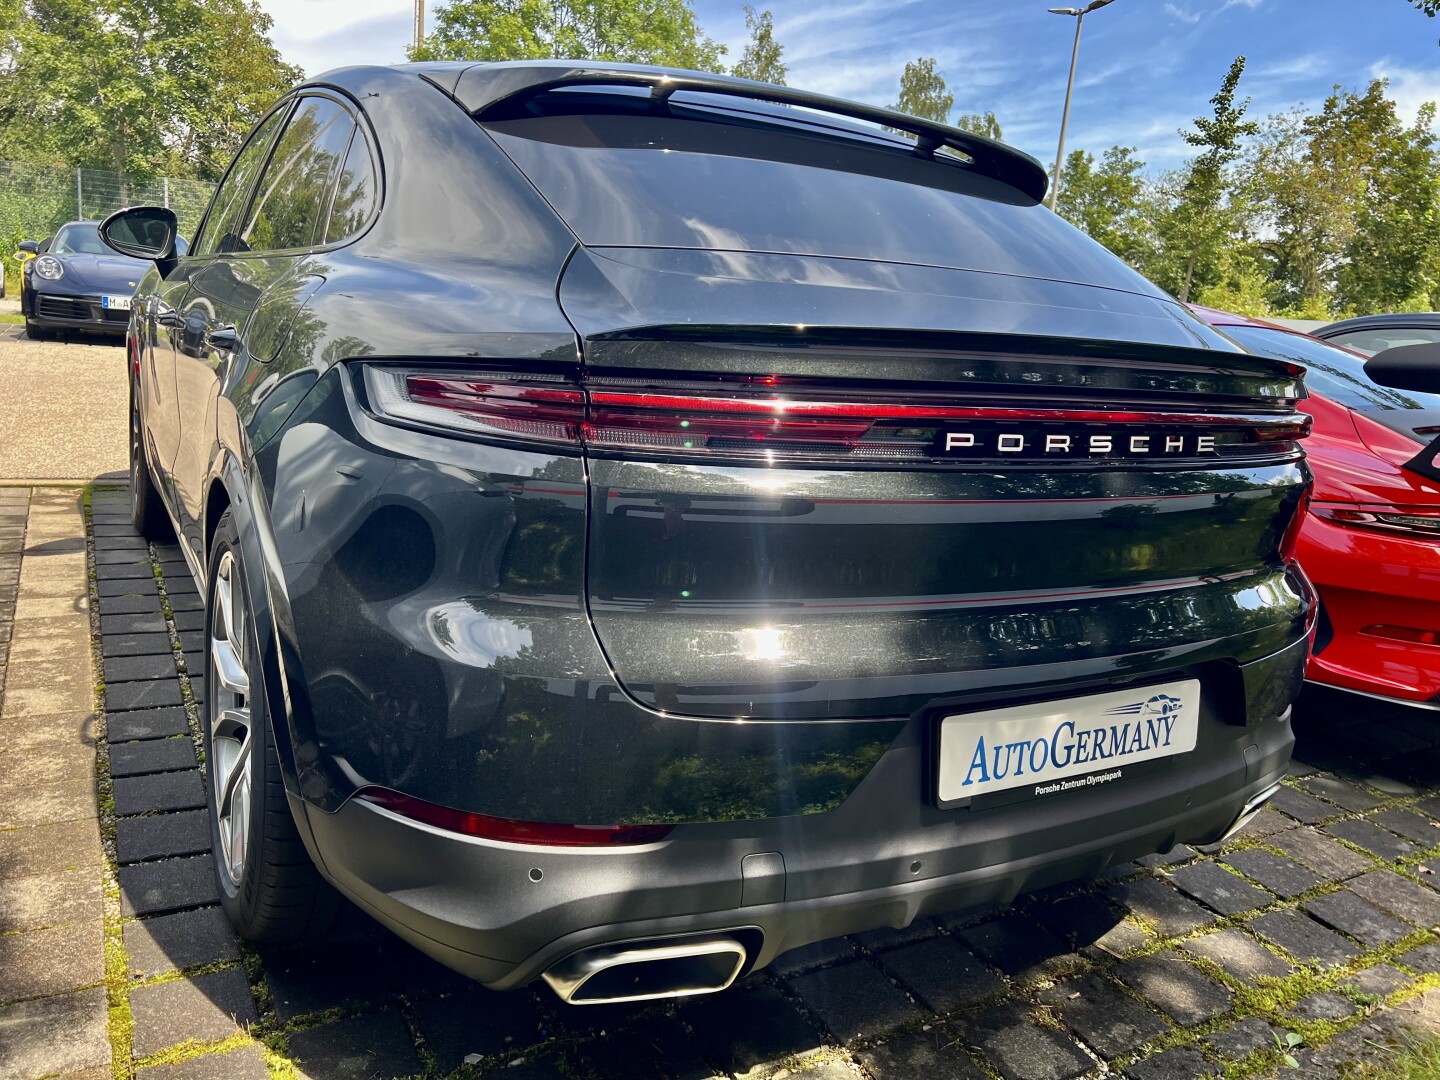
1104,693,1184,717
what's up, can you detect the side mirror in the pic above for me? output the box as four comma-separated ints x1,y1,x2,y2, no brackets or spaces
99,206,180,269
1365,343,1440,394
17,240,39,255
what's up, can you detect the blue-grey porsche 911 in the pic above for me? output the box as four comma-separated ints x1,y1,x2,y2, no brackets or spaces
20,220,178,341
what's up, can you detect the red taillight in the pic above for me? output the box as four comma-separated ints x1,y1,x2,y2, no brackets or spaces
355,787,675,847
361,365,1309,463
1311,504,1440,540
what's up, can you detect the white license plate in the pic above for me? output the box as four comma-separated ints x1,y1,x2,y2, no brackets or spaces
937,680,1200,803
101,295,132,311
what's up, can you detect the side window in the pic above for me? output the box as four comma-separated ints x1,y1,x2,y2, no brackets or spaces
323,128,379,244
241,97,355,253
193,107,289,258
1329,327,1440,357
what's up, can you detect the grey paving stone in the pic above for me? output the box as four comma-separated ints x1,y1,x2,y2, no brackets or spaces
118,855,218,916
171,609,204,632
1369,807,1440,846
1038,973,1169,1057
264,939,467,1024
577,1015,719,1080
951,1005,1091,1080
1345,963,1411,999
0,817,103,879
102,632,176,658
689,985,823,1077
877,937,1003,1013
857,1030,989,1080
1270,827,1376,879
0,867,103,935
116,810,210,865
851,919,939,952
1269,785,1338,824
100,612,168,635
1180,928,1292,985
103,653,177,684
1105,877,1216,937
769,937,857,977
96,568,158,589
113,770,204,815
130,968,258,1058
107,707,189,742
136,1045,269,1080
1165,861,1273,915
1326,818,1421,862
105,679,183,713
0,986,110,1078
123,907,240,977
412,986,544,1071
1113,952,1232,1026
1222,849,1323,899
788,961,920,1042
1247,910,1362,966
1396,941,1440,974
166,593,204,613
1296,774,1384,812
98,594,163,615
1138,845,1196,869
1034,892,1147,956
1305,890,1413,947
0,921,104,1002
94,548,151,566
1204,1017,1279,1062
956,914,1078,982
109,737,196,778
1284,991,1356,1023
1348,870,1440,927
1123,1047,1216,1079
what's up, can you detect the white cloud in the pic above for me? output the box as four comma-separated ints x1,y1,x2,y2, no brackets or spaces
1370,60,1440,126
1222,0,1264,8
1163,3,1202,24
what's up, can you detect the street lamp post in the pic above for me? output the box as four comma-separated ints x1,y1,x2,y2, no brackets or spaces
1047,0,1117,211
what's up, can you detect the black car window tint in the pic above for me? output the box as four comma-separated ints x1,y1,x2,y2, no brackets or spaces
242,98,356,253
322,127,378,244
195,108,289,258
1329,327,1440,357
1225,325,1440,411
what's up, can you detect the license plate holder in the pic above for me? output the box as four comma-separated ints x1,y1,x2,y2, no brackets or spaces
935,680,1201,807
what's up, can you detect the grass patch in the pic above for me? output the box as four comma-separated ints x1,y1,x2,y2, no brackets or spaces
0,311,24,324
1346,1033,1440,1078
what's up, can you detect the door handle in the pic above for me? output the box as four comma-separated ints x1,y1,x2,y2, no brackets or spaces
205,325,239,353
156,309,183,329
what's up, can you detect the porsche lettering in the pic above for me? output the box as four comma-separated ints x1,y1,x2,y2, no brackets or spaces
941,431,1219,456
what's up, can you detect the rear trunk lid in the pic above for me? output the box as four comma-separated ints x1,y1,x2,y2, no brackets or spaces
558,247,1311,720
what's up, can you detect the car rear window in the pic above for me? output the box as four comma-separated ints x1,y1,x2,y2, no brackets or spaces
480,103,1158,295
1326,326,1440,357
1223,325,1440,411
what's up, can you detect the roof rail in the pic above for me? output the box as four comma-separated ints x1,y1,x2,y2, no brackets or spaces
443,61,1049,204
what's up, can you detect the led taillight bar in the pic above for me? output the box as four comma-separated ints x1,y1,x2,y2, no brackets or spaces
361,366,1310,458
1311,505,1440,540
356,787,675,847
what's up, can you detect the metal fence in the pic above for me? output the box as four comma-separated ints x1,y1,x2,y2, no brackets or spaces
0,161,215,276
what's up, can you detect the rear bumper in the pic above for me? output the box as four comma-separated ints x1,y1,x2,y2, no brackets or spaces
302,681,1295,990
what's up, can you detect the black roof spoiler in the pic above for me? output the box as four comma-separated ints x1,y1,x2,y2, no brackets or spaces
437,61,1050,204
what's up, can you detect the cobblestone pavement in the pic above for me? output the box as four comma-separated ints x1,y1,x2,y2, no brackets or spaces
4,484,1440,1079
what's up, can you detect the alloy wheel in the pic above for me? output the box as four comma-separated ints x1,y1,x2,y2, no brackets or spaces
209,550,253,887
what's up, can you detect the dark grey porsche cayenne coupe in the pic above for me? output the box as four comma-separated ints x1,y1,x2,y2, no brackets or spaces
106,60,1316,1004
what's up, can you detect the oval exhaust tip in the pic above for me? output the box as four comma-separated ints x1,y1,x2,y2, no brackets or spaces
543,934,749,1005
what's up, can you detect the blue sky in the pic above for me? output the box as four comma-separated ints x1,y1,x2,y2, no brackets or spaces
257,0,1440,174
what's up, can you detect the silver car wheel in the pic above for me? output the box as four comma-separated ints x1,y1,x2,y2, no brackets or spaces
209,550,252,887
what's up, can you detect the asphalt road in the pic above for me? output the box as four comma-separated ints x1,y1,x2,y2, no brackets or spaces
0,320,127,482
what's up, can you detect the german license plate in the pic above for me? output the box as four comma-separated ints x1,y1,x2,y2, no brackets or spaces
101,295,131,311
937,680,1200,804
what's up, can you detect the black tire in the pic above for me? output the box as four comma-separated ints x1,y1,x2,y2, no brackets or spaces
24,321,51,341
129,383,170,540
205,510,339,945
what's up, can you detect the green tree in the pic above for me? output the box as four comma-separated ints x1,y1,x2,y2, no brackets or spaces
0,0,299,182
1338,102,1440,313
955,111,1002,140
1053,145,1147,263
1151,56,1258,302
890,57,953,125
731,5,784,85
410,0,726,72
1409,0,1438,13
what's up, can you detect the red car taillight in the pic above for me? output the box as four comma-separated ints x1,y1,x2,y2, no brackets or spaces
361,366,1310,463
1310,504,1440,540
355,787,674,847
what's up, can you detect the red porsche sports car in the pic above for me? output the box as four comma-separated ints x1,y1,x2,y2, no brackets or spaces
1194,306,1440,708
